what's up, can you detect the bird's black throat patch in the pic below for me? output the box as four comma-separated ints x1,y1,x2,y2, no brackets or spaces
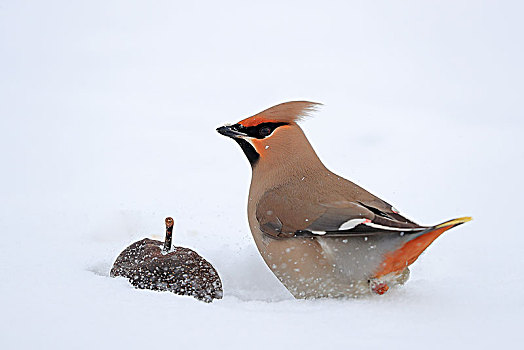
235,138,260,166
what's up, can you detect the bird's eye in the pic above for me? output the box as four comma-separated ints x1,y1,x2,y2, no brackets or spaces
259,126,271,137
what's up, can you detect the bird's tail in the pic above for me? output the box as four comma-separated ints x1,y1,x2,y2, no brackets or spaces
433,216,473,229
374,216,472,278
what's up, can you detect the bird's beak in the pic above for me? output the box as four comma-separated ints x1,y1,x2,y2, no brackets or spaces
216,124,247,139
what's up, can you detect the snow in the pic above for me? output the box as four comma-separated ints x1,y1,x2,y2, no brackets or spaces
1,1,523,349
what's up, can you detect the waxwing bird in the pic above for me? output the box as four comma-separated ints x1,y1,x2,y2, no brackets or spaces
217,101,471,299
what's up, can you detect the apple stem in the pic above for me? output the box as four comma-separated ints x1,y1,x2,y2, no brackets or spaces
164,217,174,252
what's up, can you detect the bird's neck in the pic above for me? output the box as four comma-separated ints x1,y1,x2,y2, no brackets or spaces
250,126,327,191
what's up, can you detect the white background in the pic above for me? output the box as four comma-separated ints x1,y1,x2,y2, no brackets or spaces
1,1,523,349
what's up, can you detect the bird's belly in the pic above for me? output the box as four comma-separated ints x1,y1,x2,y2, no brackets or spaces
250,227,404,298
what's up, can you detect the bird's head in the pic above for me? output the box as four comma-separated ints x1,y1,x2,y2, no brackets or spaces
217,101,322,168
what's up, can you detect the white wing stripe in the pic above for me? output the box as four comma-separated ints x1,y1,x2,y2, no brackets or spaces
338,218,368,230
364,222,424,232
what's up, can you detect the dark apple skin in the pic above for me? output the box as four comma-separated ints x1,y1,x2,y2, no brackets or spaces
111,238,223,302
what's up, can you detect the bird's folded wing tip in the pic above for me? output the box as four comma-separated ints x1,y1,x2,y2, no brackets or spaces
435,216,472,228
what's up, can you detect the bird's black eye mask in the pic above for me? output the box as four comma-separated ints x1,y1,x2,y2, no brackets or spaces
231,122,288,139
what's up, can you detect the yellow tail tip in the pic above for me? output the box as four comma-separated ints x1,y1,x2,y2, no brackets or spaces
436,216,473,228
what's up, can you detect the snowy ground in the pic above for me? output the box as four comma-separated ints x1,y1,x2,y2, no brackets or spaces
1,1,523,349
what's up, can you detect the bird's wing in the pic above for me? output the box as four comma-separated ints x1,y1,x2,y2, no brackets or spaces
256,189,427,238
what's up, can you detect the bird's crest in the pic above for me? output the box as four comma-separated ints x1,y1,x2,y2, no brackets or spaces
238,101,321,127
